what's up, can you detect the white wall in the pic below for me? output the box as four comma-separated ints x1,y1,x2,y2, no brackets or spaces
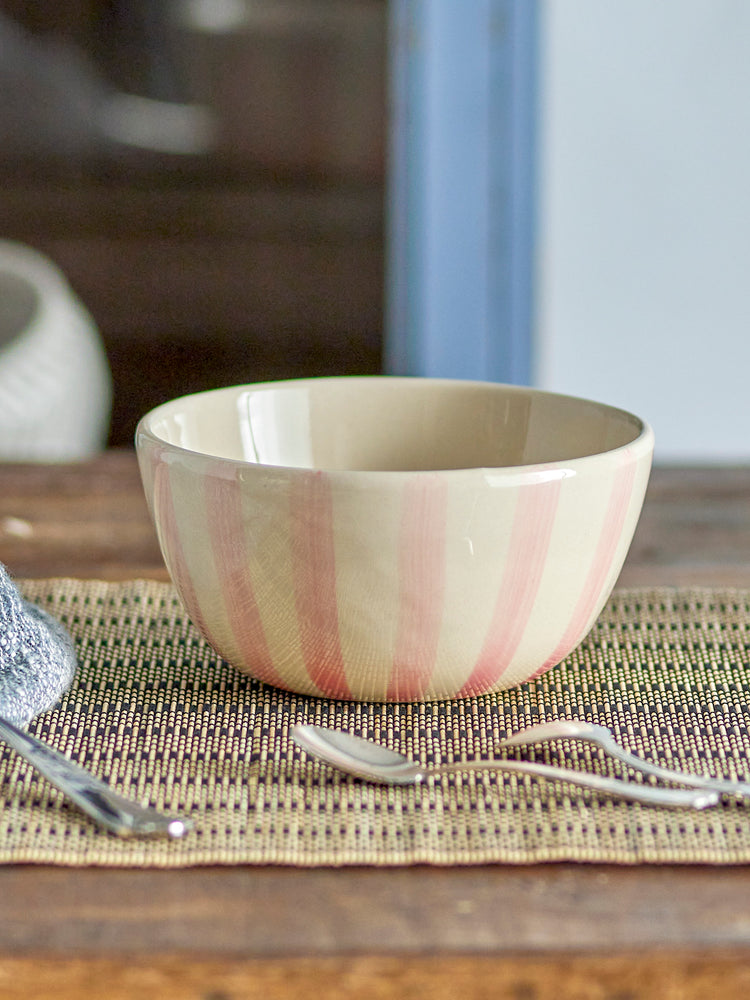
535,0,750,462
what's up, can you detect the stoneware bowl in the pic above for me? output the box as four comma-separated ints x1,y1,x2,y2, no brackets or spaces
136,377,654,702
0,240,111,460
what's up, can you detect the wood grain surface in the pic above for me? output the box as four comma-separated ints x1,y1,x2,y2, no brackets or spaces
1,452,750,999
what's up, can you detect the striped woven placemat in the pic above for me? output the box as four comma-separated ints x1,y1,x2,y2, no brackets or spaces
2,578,750,867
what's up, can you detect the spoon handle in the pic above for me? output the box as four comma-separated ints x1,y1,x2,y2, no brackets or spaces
595,734,750,799
430,759,718,809
0,715,190,838
501,722,750,799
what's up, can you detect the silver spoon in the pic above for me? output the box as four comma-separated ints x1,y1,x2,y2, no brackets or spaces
291,725,718,809
499,720,750,799
0,715,190,838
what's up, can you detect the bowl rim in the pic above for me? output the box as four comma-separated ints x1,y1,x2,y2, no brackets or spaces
135,375,655,478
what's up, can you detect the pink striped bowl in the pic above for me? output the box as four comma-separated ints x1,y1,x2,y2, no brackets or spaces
136,377,653,702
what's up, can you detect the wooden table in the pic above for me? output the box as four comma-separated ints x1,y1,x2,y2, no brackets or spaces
1,452,750,999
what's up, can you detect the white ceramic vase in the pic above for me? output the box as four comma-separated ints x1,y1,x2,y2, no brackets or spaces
0,240,112,461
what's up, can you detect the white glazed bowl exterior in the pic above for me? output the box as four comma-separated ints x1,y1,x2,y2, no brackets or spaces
0,240,112,460
136,377,654,702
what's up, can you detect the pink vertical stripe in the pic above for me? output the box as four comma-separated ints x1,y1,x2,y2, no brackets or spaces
204,473,286,689
458,477,563,697
152,455,210,639
531,459,637,679
291,472,351,699
386,477,449,700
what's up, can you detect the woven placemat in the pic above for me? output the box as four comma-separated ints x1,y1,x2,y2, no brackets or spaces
2,578,750,867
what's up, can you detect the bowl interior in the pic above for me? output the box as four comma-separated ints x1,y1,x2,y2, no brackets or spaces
142,378,646,472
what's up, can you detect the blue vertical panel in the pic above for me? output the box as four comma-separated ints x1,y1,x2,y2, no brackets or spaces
384,0,537,383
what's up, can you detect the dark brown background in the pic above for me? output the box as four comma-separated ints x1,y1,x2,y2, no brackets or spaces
0,1,387,445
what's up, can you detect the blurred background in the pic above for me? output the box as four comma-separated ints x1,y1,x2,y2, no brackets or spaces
0,0,385,448
535,0,750,463
1,0,748,461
